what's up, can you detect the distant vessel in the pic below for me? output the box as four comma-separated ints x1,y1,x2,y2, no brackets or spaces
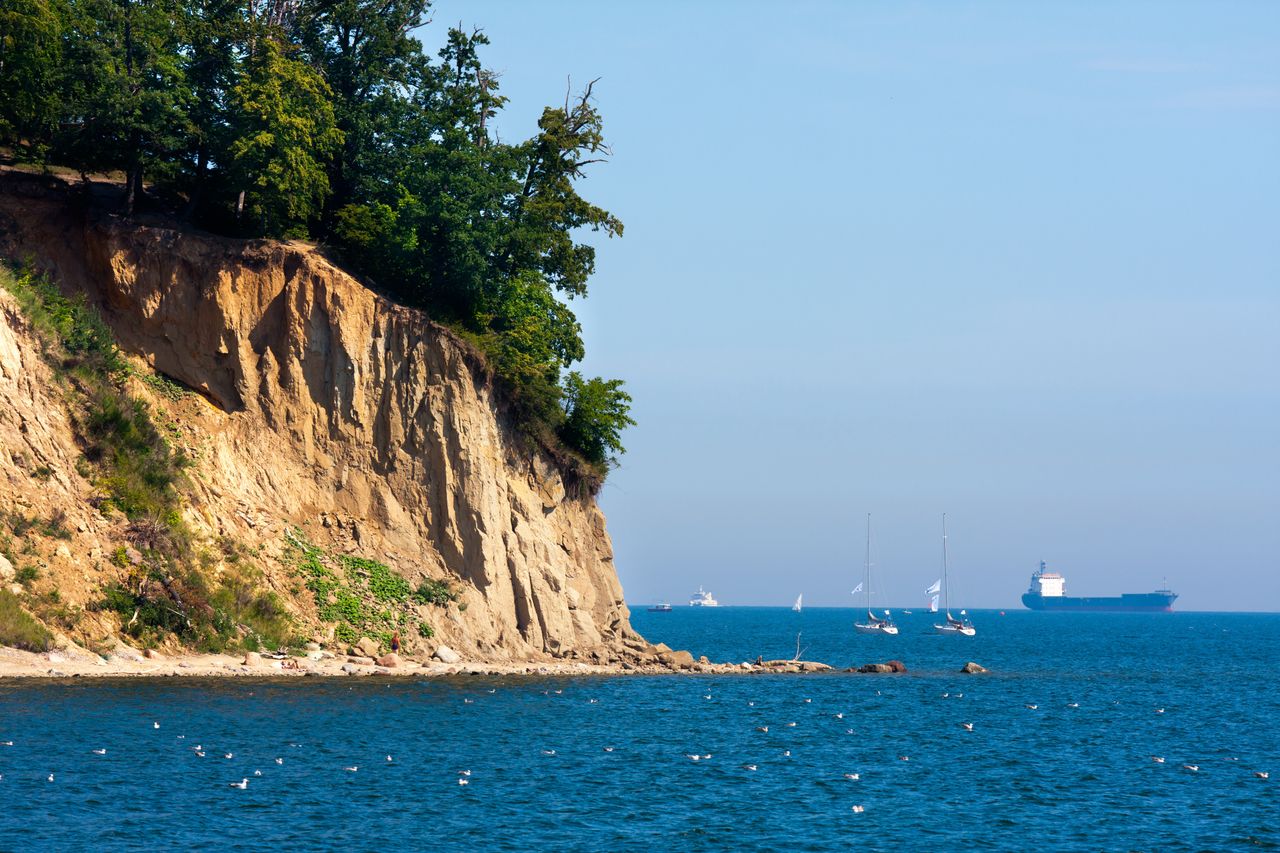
690,587,719,607
1021,562,1178,612
792,594,803,613
647,603,673,612
854,514,898,635
934,514,975,636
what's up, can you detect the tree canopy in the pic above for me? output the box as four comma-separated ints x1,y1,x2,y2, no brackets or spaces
0,0,632,485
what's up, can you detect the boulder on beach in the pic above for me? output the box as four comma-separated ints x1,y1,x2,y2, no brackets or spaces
376,653,402,668
659,649,695,669
960,661,988,674
242,651,262,666
433,645,461,663
352,637,381,658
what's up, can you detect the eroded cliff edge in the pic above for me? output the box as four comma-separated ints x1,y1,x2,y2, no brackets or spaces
0,173,639,662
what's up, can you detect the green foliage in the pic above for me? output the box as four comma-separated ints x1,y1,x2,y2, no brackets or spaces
413,579,457,607
558,372,636,471
5,265,125,374
0,588,53,651
0,0,64,160
228,36,343,237
15,565,39,586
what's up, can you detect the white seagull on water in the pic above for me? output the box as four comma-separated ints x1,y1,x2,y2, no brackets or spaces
229,778,248,789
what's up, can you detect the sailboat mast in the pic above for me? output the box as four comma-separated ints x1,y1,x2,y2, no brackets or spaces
864,513,871,614
942,513,951,617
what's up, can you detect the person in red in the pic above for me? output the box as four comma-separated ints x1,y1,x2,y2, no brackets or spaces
390,631,400,653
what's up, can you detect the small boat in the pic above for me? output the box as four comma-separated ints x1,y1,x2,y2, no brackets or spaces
647,603,673,612
792,594,803,613
689,587,719,607
934,514,975,636
854,514,898,635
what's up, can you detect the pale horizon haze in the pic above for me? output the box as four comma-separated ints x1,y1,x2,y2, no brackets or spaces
425,1,1280,611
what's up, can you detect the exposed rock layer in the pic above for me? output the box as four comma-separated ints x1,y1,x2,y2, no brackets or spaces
0,174,636,661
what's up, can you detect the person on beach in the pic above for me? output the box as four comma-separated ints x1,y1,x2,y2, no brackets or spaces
391,631,400,653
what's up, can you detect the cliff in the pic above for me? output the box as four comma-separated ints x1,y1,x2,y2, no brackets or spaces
0,172,639,662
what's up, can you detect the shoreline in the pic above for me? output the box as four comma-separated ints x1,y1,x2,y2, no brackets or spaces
0,645,840,680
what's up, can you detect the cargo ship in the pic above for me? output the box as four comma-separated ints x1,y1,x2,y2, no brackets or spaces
1021,562,1178,612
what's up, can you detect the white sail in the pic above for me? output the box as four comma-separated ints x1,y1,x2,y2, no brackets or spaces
792,594,803,612
929,594,939,613
926,579,941,595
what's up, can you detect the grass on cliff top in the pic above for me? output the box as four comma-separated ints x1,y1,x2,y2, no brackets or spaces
0,587,54,652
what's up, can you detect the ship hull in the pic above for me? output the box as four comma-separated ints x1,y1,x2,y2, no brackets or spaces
1022,592,1177,613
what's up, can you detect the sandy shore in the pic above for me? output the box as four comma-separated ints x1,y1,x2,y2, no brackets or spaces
0,644,839,680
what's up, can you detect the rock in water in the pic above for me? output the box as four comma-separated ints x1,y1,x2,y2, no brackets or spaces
885,660,908,673
960,661,988,674
859,663,894,674
433,646,462,664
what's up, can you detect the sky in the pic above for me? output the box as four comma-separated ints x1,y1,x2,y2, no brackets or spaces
423,1,1280,611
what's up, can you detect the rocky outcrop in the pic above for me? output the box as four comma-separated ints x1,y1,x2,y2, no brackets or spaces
0,173,637,662
960,661,988,674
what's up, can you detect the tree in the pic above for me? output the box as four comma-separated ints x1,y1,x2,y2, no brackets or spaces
227,34,342,237
57,0,193,211
558,371,634,470
0,0,65,160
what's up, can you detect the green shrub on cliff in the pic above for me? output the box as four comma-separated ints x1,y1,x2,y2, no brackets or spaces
0,587,54,651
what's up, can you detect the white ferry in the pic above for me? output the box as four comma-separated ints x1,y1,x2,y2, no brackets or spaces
689,587,719,607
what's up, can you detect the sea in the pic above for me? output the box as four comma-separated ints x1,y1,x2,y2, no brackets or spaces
1,608,1277,852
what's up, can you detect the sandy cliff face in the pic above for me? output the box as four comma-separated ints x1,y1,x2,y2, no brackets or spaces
0,176,637,661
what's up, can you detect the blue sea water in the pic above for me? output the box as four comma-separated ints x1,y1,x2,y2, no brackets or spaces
1,609,1278,852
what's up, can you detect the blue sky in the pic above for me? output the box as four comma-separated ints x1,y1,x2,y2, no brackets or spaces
424,2,1279,610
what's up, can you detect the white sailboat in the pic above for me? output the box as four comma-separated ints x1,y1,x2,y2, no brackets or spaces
934,513,975,636
854,514,898,635
792,594,803,613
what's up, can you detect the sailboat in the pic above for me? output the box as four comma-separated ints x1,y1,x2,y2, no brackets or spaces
854,514,898,635
792,594,803,613
934,513,975,636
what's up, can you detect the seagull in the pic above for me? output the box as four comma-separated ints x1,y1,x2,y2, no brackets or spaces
1155,708,1165,715
942,693,950,699
589,699,600,704
553,690,563,695
954,693,964,699
463,699,474,705
253,770,262,776
153,722,160,729
228,778,248,789
92,748,107,755
782,750,791,757
1182,764,1199,772
458,770,472,777
47,774,54,782
898,755,910,761
834,713,844,720
457,778,469,786
748,701,756,707
756,726,769,733
275,758,283,765
703,695,712,700
843,773,860,781
224,753,234,760
1255,772,1269,779
177,735,185,740
742,764,758,771
702,754,712,760
386,755,393,763
1025,704,1038,711
845,729,855,735
0,741,12,746
786,722,797,728
851,805,865,813
684,754,701,762
804,698,812,704
194,751,206,758
602,747,615,753
961,723,974,732
487,689,496,694
344,766,359,772
192,745,203,751
1151,756,1165,764
541,750,557,756
1066,702,1080,709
